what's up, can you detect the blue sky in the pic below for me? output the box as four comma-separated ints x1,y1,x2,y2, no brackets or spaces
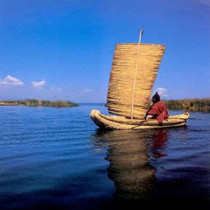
0,0,209,102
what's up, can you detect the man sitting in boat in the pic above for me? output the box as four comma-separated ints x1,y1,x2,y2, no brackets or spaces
144,92,169,124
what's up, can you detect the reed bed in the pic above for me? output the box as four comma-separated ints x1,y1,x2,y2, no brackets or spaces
105,98,210,113
164,98,210,112
0,99,78,107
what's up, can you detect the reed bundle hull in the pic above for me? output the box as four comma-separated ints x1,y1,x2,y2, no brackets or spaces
90,109,189,130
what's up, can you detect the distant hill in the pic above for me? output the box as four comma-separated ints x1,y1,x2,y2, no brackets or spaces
0,99,78,108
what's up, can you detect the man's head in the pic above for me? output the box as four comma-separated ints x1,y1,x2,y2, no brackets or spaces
152,92,160,103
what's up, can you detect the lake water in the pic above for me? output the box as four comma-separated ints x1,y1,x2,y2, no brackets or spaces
0,104,209,209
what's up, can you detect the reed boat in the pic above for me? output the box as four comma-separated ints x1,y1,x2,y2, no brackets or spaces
91,109,189,130
90,30,190,130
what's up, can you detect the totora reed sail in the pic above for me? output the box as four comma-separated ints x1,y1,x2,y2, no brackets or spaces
90,30,189,129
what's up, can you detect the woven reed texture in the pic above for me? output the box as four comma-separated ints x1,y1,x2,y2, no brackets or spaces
90,109,188,130
107,43,166,119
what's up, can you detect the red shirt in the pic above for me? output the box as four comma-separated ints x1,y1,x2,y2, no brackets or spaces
147,101,169,123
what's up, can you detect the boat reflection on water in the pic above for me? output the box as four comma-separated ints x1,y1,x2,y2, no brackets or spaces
150,129,169,158
92,129,169,204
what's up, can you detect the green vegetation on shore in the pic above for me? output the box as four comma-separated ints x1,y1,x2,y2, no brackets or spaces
164,98,210,112
105,98,210,112
0,99,78,108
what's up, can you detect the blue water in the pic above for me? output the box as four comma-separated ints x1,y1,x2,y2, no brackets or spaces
0,104,209,209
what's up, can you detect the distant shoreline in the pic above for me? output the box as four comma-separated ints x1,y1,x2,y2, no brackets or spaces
0,99,78,108
164,98,210,113
1,98,209,112
105,98,210,113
